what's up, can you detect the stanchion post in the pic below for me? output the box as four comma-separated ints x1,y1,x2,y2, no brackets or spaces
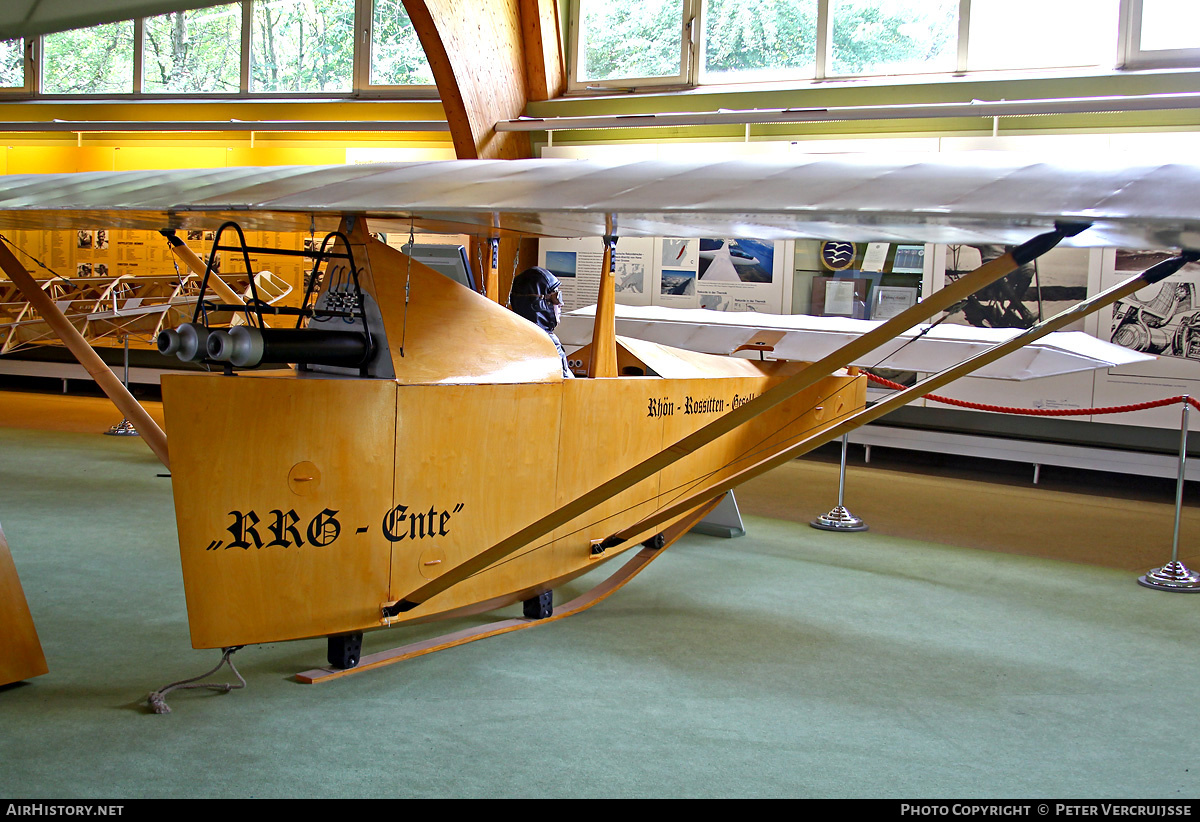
811,433,868,532
105,334,140,438
1138,395,1200,592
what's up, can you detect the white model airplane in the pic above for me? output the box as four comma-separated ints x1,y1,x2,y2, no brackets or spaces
558,304,1154,381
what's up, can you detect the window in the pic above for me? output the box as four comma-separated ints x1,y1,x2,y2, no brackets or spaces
1122,0,1200,69
573,0,689,86
829,0,957,77
9,0,432,97
143,4,242,94
370,0,435,86
0,39,25,90
967,0,1119,72
570,0,1200,91
701,0,817,84
1138,0,1200,49
251,0,355,93
42,21,135,94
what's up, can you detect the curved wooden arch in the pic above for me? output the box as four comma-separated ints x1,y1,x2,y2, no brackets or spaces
403,0,564,298
404,0,562,161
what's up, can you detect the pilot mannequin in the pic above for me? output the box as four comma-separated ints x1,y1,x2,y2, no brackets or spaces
508,266,573,378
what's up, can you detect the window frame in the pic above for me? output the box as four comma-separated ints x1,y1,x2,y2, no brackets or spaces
1118,0,1200,70
357,0,439,98
0,0,437,100
568,0,1200,94
0,38,34,95
566,0,697,92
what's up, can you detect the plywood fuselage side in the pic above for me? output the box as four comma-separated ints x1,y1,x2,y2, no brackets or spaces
162,232,863,649
163,366,863,650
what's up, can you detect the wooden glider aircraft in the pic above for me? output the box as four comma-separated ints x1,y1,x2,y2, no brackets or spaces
0,155,1197,683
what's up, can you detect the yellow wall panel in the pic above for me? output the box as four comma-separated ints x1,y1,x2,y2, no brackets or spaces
6,146,83,174
75,147,117,172
226,146,347,167
114,146,228,171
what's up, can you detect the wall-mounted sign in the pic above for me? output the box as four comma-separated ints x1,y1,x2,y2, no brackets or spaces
820,241,857,271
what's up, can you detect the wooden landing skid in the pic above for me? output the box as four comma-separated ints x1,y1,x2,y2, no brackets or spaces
295,497,720,684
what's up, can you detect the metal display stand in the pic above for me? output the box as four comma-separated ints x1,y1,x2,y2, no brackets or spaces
104,335,140,438
1139,397,1200,592
811,434,868,532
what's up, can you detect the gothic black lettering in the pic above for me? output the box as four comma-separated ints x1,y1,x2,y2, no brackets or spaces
226,510,263,550
306,509,341,547
266,509,304,549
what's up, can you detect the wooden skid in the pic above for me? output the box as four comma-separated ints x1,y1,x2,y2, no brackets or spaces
294,498,719,684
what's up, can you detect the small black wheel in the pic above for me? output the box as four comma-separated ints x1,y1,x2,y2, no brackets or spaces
327,632,363,669
522,591,553,620
642,532,666,551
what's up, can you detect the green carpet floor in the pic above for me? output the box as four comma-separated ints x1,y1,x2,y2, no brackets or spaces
1,426,1198,798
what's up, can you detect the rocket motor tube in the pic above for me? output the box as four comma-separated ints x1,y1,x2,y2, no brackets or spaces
206,325,371,368
156,322,213,363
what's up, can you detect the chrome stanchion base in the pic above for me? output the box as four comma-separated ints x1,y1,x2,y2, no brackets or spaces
1137,560,1200,593
810,506,868,532
104,419,140,437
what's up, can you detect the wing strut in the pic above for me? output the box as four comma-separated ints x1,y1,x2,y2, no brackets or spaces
383,222,1089,616
0,239,170,469
594,249,1200,551
587,233,619,378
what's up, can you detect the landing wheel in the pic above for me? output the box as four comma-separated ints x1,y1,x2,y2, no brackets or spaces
327,631,363,669
642,533,666,550
522,591,553,620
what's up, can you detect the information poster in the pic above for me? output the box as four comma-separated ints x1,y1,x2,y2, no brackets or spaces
1090,249,1200,429
540,237,655,311
657,238,698,308
539,236,791,314
689,238,788,313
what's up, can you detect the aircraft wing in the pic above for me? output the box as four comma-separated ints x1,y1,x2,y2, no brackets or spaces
0,155,1197,247
557,304,1155,380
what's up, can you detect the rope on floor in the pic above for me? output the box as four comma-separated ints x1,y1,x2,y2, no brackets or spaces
147,646,246,715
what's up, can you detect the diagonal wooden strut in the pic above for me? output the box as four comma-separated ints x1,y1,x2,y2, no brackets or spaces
296,496,721,683
384,223,1088,614
597,252,1198,549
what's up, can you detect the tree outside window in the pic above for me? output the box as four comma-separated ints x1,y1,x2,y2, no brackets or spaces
371,0,434,86
0,39,23,89
577,0,687,82
42,22,134,94
702,0,818,83
251,0,354,93
143,5,242,94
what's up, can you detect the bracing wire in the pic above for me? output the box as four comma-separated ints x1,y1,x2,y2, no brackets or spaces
0,234,75,284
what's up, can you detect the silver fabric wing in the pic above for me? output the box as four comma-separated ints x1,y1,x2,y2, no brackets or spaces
0,155,1197,247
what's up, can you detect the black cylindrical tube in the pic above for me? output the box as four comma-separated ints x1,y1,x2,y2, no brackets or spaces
227,327,370,368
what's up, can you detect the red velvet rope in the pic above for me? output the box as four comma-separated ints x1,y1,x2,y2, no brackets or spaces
862,371,1200,417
